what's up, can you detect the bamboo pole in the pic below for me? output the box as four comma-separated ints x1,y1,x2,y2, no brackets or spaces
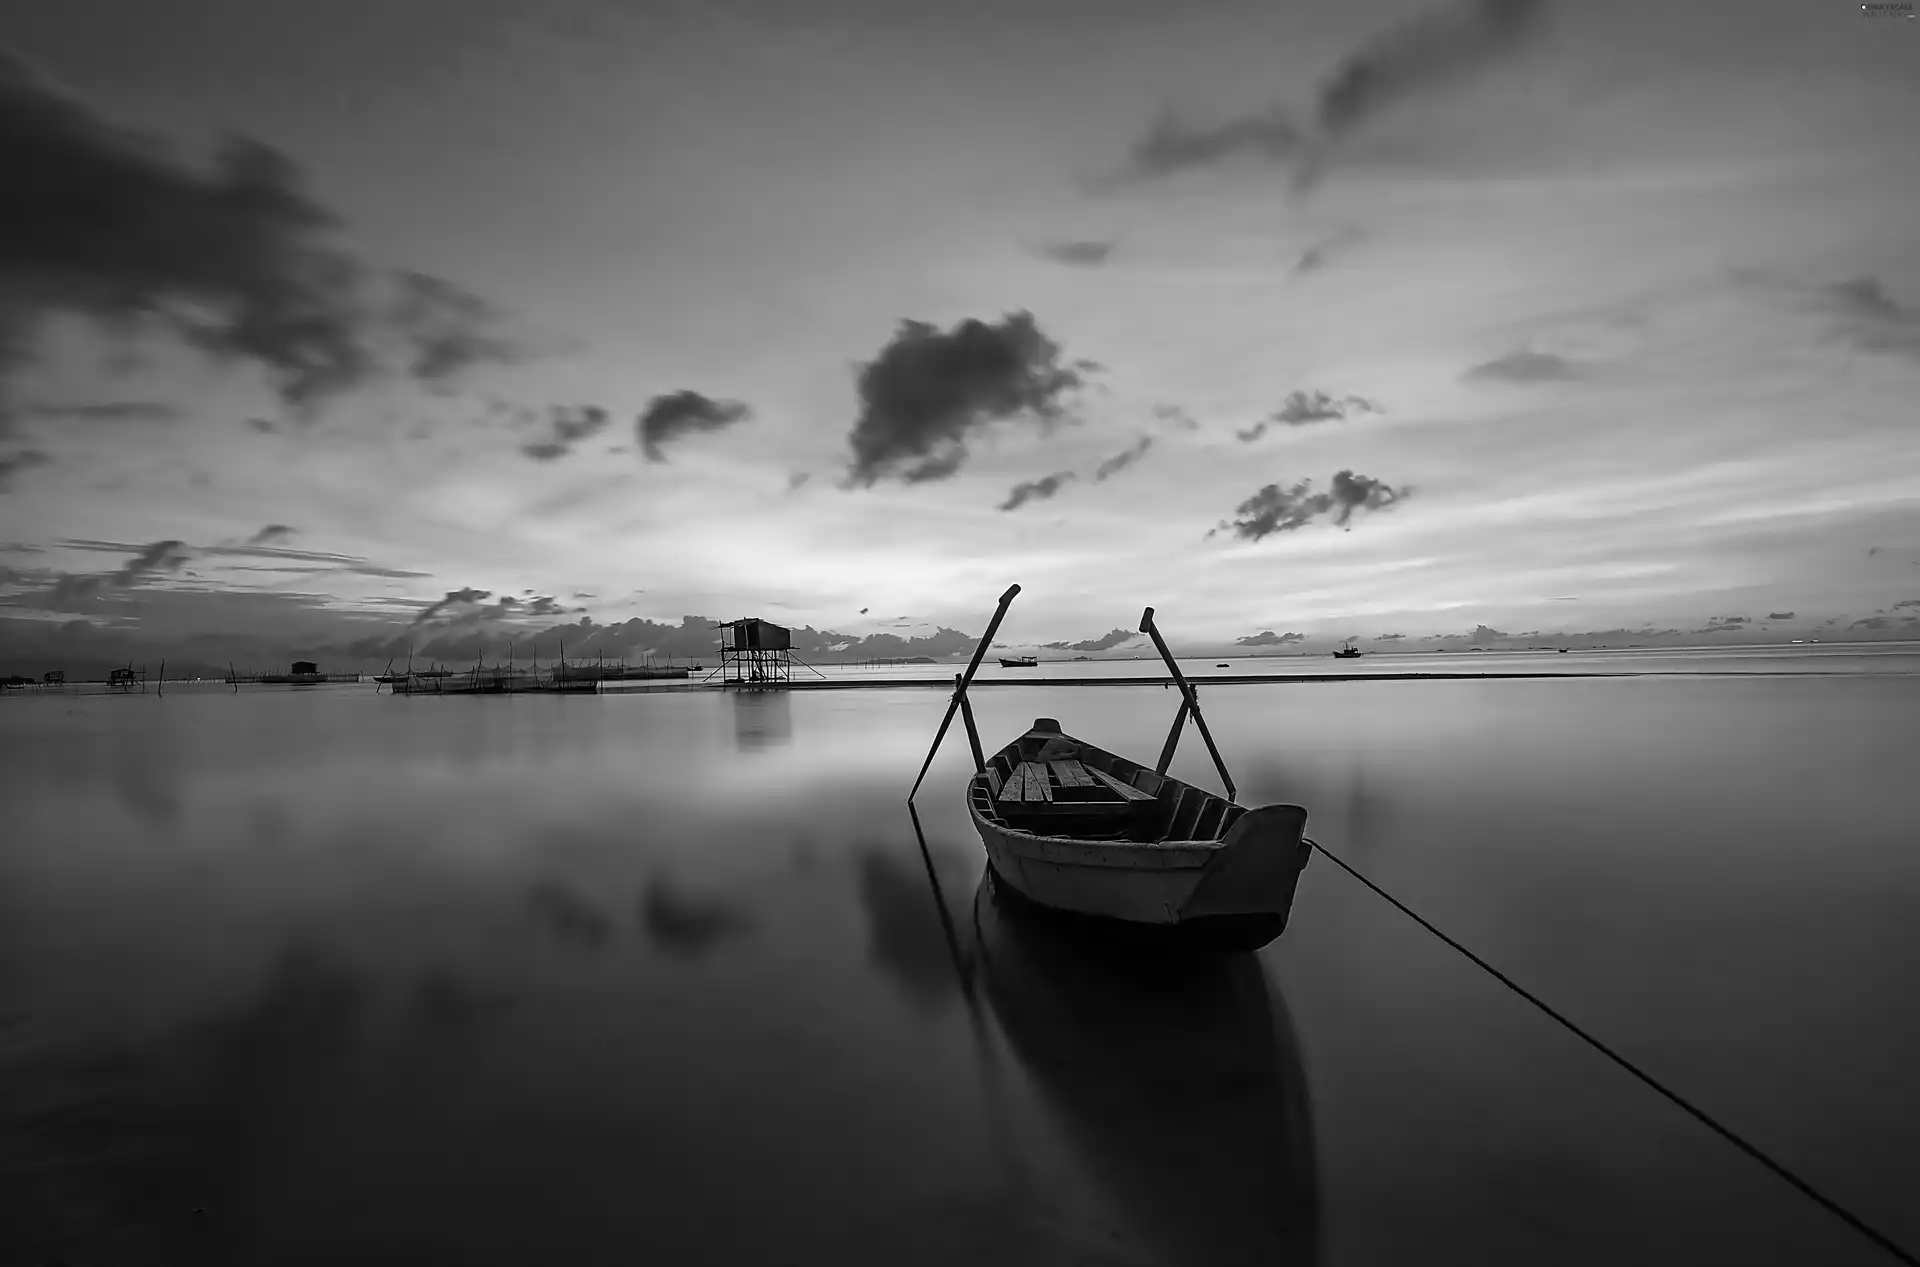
909,584,1021,801
1140,606,1236,802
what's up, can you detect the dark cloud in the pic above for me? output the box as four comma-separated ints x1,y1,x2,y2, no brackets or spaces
1821,277,1920,360
390,270,518,385
248,524,295,546
1119,106,1306,181
1693,615,1749,633
1849,615,1892,631
998,470,1075,512
0,54,513,409
787,471,811,490
639,391,753,462
1152,403,1200,433
1318,0,1551,140
1767,610,1797,620
843,311,1085,487
1867,546,1881,557
519,403,611,461
1373,632,1407,641
21,400,180,422
1210,469,1412,541
1235,629,1304,647
43,537,191,607
1034,239,1115,267
1092,435,1153,482
1468,623,1509,644
1465,349,1578,382
1238,390,1381,441
1111,0,1549,190
246,417,278,433
0,447,49,490
1041,627,1136,653
412,587,493,626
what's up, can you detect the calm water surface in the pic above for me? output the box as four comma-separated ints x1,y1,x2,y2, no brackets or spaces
3,657,1917,1265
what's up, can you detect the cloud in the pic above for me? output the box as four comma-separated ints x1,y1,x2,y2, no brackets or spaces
1239,390,1383,440
1317,0,1551,141
21,400,180,422
638,391,752,462
1373,632,1407,641
1110,0,1549,191
1867,546,1881,557
1091,435,1153,482
1152,403,1200,433
1033,239,1114,267
997,470,1075,512
1890,599,1920,610
1468,623,1510,644
246,524,295,547
1693,614,1749,633
0,447,49,490
787,471,811,491
0,53,513,408
389,270,519,385
1118,106,1305,181
843,311,1086,486
1821,277,1920,360
519,404,611,461
1767,610,1797,620
1850,615,1892,631
1041,628,1136,653
1235,629,1304,647
1464,349,1579,383
1210,469,1412,541
411,587,493,626
42,538,191,607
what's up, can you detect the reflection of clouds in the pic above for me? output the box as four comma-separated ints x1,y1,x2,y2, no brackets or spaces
638,874,753,958
524,880,614,949
410,969,515,1029
2,945,371,1264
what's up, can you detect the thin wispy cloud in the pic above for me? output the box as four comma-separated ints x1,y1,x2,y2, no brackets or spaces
1091,435,1153,482
0,447,49,491
842,311,1085,487
1110,0,1552,192
520,404,612,461
1464,349,1580,383
248,524,296,546
1821,276,1920,361
997,470,1075,512
1032,239,1115,267
21,400,181,423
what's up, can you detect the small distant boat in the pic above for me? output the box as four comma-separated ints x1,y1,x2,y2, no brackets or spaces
1216,663,1230,668
1332,642,1361,659
999,655,1039,668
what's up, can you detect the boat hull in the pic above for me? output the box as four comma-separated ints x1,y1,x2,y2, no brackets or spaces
967,739,1311,952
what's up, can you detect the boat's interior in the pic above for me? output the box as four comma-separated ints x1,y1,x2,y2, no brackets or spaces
970,725,1251,844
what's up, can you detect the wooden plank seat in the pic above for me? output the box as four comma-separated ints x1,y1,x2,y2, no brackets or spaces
1083,765,1155,802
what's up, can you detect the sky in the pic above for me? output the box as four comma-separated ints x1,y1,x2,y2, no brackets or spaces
2,0,1919,670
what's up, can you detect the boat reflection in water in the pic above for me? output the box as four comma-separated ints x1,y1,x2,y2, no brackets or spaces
964,865,1321,1265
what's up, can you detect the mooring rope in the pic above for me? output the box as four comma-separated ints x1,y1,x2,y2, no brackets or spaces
1303,837,1918,1267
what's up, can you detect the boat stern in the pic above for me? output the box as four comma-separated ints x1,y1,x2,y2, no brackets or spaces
1177,805,1311,924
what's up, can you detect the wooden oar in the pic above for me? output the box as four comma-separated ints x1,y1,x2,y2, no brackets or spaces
1140,606,1237,802
908,583,1021,802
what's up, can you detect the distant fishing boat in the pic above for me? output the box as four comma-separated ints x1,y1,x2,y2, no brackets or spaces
999,654,1039,667
1332,642,1361,659
911,587,1312,953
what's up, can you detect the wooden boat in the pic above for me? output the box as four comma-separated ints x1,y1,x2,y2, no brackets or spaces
967,718,1310,951
998,655,1038,667
911,585,1313,954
